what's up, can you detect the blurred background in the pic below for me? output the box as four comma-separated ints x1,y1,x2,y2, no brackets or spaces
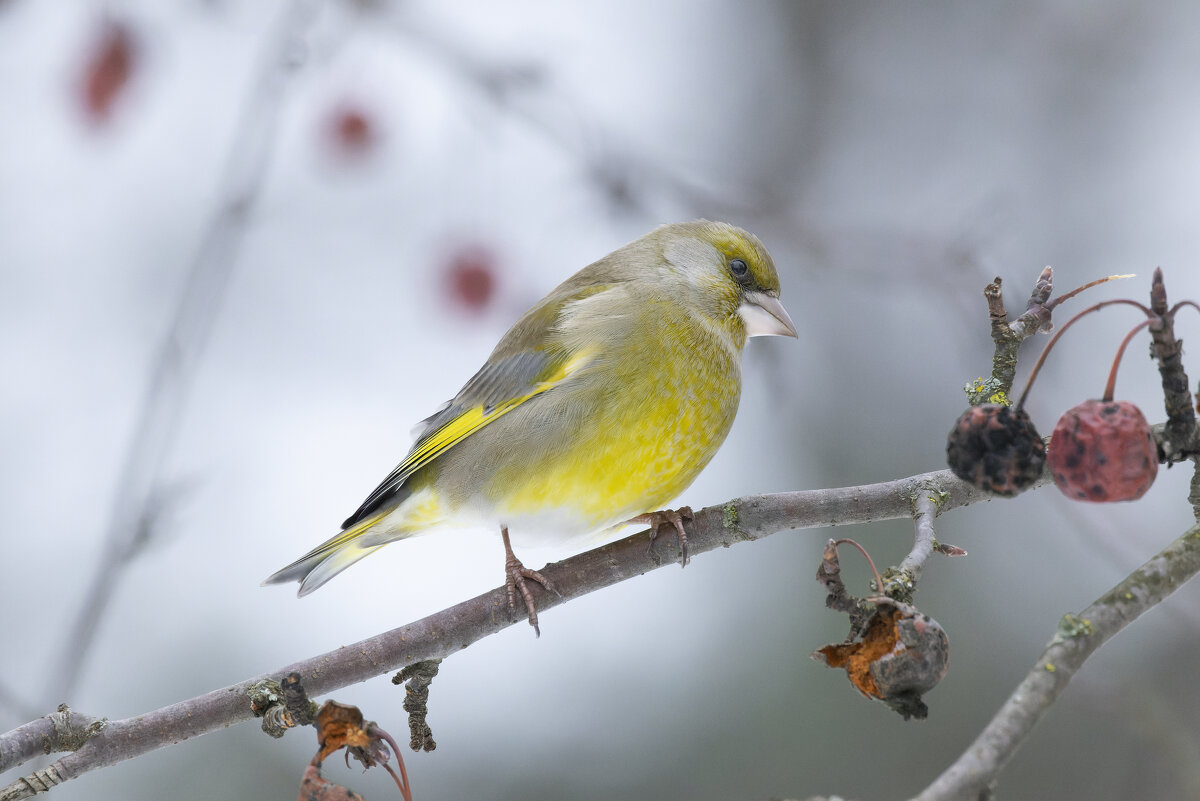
3,1,1200,799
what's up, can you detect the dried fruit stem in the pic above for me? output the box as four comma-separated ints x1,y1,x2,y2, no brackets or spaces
1169,300,1200,318
1102,319,1152,402
1016,298,1152,410
833,538,886,595
1045,273,1135,311
366,723,414,801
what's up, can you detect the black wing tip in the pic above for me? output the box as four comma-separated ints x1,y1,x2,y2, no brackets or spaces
341,483,412,531
341,498,376,530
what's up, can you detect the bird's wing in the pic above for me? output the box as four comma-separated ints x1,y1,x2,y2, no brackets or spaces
339,294,610,530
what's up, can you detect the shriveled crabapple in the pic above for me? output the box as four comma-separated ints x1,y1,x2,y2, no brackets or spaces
812,539,950,720
1010,295,1166,504
1048,399,1157,502
946,403,1046,497
1046,315,1159,502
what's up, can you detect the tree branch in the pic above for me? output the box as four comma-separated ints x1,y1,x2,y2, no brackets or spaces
1,467,1017,795
914,519,1200,801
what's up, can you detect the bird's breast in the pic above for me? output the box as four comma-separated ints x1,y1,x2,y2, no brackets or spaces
479,314,743,535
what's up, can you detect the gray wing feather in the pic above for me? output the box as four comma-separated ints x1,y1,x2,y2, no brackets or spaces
341,349,553,529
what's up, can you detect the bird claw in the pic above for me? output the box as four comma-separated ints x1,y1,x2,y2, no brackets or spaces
631,506,693,568
501,526,556,636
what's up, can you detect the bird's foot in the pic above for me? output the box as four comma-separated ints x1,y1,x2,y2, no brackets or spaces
630,506,693,568
501,526,557,637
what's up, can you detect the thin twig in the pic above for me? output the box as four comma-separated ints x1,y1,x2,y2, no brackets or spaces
41,0,322,711
1148,268,1198,465
971,270,1134,406
0,467,1036,790
913,520,1200,801
970,270,1052,405
898,491,940,583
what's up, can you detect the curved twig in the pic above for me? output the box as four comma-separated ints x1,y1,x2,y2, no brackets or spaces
898,490,940,583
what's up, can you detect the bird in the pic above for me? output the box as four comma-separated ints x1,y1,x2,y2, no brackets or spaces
264,220,796,634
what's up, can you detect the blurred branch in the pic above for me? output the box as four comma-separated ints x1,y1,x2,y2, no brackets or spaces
379,9,754,215
0,466,1027,791
41,0,321,710
914,517,1200,801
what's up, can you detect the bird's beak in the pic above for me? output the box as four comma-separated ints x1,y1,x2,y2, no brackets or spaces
738,291,798,338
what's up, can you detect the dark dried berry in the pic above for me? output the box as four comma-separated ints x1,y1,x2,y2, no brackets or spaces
946,404,1046,496
1048,399,1157,502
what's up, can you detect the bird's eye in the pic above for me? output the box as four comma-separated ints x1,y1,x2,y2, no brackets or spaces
729,258,749,278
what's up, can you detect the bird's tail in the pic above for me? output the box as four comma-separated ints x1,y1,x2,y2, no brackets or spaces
263,511,390,597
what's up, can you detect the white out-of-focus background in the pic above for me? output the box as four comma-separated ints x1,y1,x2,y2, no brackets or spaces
4,2,1200,799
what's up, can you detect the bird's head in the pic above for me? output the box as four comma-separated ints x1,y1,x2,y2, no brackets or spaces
657,220,797,342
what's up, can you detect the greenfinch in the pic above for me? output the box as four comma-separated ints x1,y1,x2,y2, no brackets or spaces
265,220,796,633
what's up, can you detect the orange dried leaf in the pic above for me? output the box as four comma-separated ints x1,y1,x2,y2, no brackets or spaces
316,701,371,761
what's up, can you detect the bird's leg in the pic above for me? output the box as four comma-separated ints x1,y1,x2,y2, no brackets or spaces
501,525,557,637
629,506,693,568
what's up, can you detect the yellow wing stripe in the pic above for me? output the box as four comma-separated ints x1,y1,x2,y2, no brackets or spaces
319,509,388,551
267,507,390,582
393,348,595,484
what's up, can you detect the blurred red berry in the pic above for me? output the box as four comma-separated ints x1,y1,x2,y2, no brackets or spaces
326,103,375,156
946,404,1046,496
445,247,497,312
81,20,136,124
1048,399,1158,502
